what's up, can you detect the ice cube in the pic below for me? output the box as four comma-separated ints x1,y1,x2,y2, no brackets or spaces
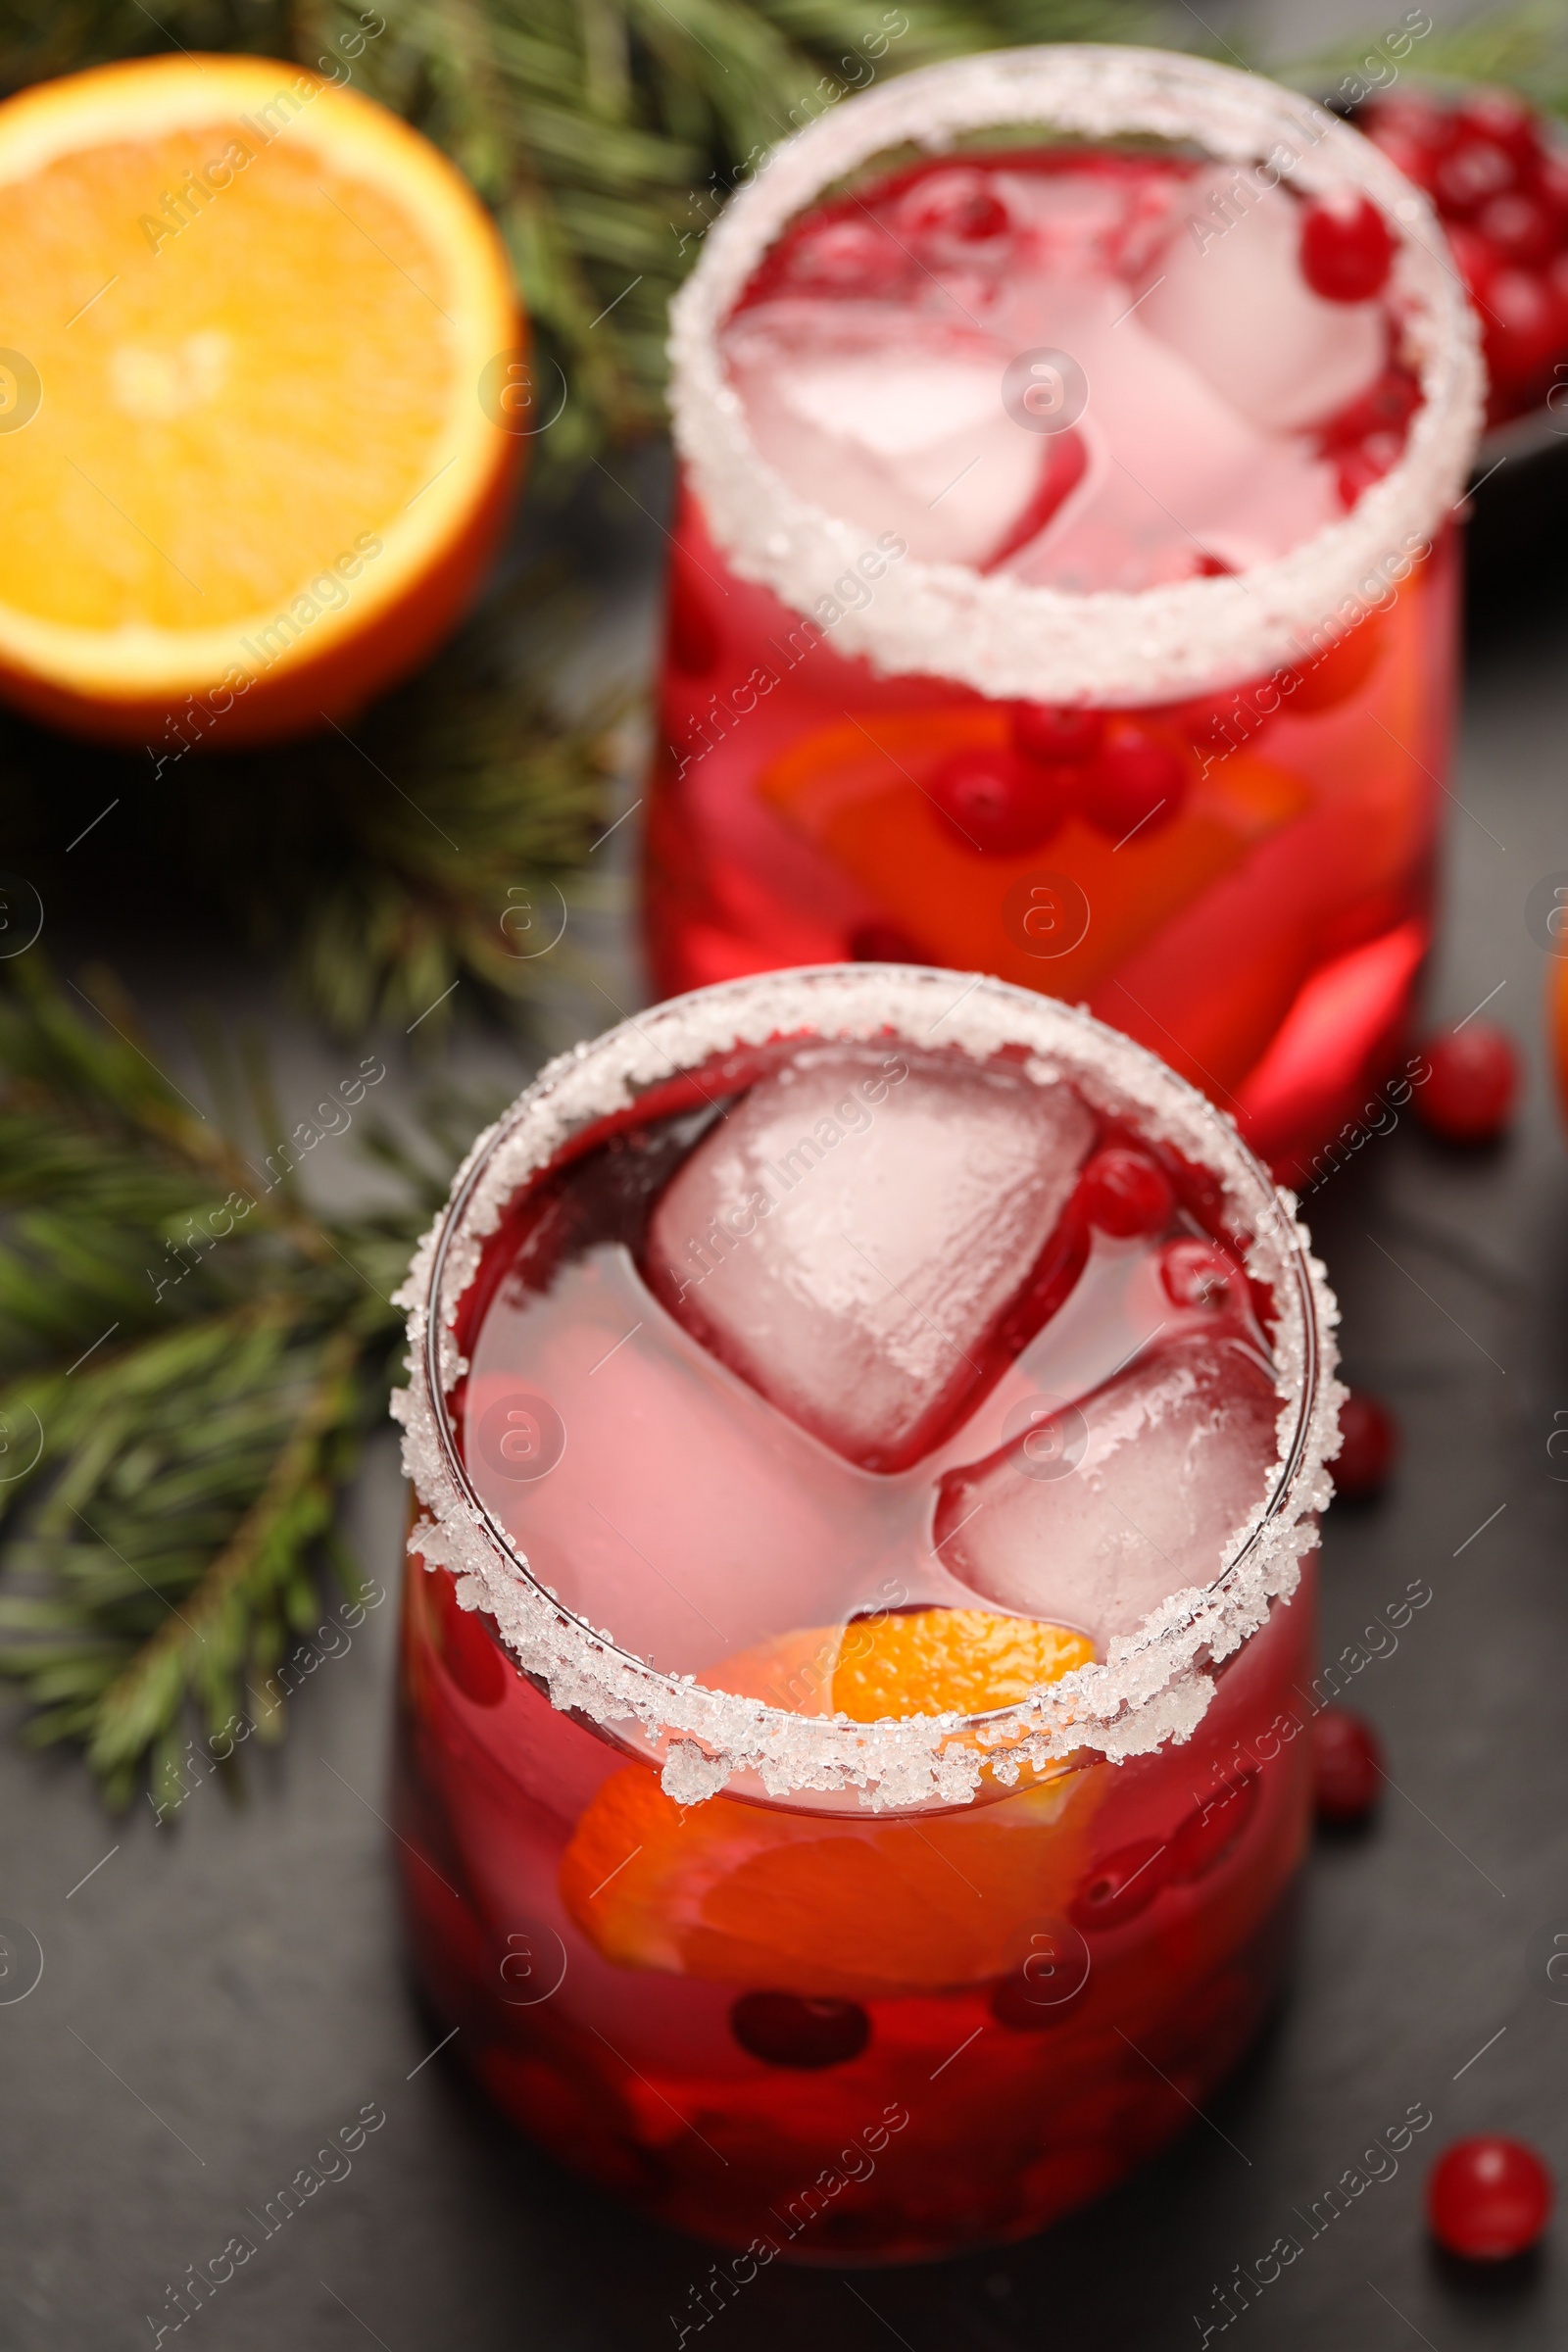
723,303,1074,567
931,1336,1278,1642
1136,170,1384,433
646,1047,1095,1470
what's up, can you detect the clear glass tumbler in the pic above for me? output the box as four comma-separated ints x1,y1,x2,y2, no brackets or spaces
391,964,1341,2263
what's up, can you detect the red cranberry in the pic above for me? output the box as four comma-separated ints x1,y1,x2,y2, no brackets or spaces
1428,2136,1554,2260
1535,153,1568,231
1160,1238,1245,1316
1312,1707,1383,1824
1446,220,1500,305
1335,1391,1399,1499
1080,725,1189,842
1080,1147,1175,1239
1486,268,1567,390
898,167,1008,244
1012,702,1104,767
1168,1773,1261,1882
928,745,1067,856
1436,137,1519,217
1366,94,1456,165
1070,1838,1171,1931
730,1992,870,2069
1414,1022,1521,1144
990,1968,1090,2030
1457,86,1543,169
1299,193,1396,303
1319,366,1422,451
1476,190,1557,268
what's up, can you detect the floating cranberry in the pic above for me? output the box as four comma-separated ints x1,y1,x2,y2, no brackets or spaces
1168,1773,1260,1882
730,1992,870,2070
899,167,1008,245
1299,193,1396,303
1312,1707,1383,1824
1435,137,1519,217
1414,1022,1521,1144
928,746,1067,856
1012,702,1104,767
1079,726,1189,842
1427,2135,1554,2260
1160,1237,1245,1316
1335,1390,1399,1499
1476,190,1556,268
1070,1838,1172,1932
1080,1147,1175,1240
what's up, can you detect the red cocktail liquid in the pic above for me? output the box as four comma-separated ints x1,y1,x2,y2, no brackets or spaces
653,50,1482,1184
393,969,1337,2261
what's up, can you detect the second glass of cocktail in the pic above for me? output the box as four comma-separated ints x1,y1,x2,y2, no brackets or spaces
651,46,1484,1181
393,962,1342,2262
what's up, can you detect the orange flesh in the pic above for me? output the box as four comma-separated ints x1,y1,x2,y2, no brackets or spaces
0,124,452,631
560,1607,1101,1994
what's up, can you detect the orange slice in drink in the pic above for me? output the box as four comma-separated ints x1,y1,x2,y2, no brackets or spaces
560,1609,1100,1996
0,56,522,747
759,710,1308,998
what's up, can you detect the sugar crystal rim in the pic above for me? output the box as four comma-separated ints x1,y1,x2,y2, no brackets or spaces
666,42,1485,708
393,966,1343,1810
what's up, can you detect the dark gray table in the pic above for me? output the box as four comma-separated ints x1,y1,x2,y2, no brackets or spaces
3,457,1567,2352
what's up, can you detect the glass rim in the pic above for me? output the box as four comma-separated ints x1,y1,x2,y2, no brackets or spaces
666,41,1485,709
395,965,1343,1811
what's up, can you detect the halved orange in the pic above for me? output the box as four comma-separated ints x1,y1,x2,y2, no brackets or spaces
0,56,523,746
560,1608,1102,1996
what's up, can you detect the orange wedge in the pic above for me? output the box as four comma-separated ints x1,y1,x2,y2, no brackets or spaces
0,56,523,747
560,1608,1101,1995
759,709,1308,1000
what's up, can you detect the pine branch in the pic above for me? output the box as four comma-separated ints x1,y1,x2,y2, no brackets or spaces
0,956,438,1807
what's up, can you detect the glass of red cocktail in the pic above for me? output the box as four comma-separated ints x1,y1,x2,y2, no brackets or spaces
650,46,1483,1179
392,962,1341,2262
